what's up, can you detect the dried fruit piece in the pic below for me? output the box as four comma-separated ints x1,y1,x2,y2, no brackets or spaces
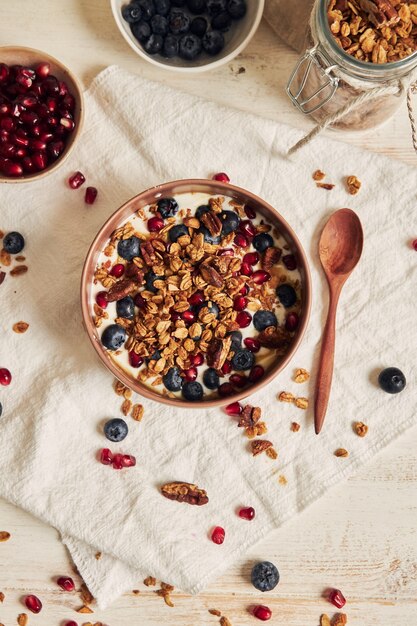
294,368,310,383
262,246,281,270
12,321,29,333
313,169,326,181
161,482,209,505
279,391,295,403
0,531,10,541
346,175,361,195
334,448,349,458
294,397,309,409
354,421,368,437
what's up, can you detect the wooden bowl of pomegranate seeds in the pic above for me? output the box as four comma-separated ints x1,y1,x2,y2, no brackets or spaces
0,46,84,183
81,179,312,407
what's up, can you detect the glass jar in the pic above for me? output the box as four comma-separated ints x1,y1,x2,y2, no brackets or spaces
286,0,417,131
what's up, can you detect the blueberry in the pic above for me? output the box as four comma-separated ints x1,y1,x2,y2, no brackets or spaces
151,14,168,34
169,223,188,242
253,310,278,332
163,367,183,391
220,210,240,236
117,236,141,261
187,0,206,13
378,367,406,394
116,296,135,319
203,368,220,389
157,197,179,218
163,33,179,57
155,0,171,14
169,9,190,34
229,330,242,351
101,324,127,351
196,204,210,219
137,0,155,20
131,20,152,42
227,0,246,18
231,348,254,371
182,380,204,401
253,233,273,252
179,33,202,59
190,16,208,36
206,0,227,14
104,418,129,442
199,300,219,318
251,561,280,592
122,1,143,22
211,11,232,30
276,284,297,308
199,225,221,244
148,349,162,361
202,29,224,55
3,231,24,254
144,33,164,53
171,0,185,5
144,269,163,292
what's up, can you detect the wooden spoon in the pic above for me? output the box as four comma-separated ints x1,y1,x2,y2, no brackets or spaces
314,209,364,434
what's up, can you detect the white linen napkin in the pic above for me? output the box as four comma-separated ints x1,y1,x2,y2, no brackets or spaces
0,66,416,609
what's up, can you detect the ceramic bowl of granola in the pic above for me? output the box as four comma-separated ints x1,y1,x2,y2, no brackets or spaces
81,179,311,407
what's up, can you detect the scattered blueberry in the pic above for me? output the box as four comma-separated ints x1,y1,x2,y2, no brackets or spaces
199,300,219,318
169,223,188,242
227,0,246,18
163,33,179,56
131,19,152,42
116,296,135,319
231,348,254,371
378,367,406,394
122,1,143,22
163,367,183,391
3,231,25,254
276,284,297,308
190,16,208,36
229,330,242,351
199,225,221,244
203,368,220,389
253,233,273,252
151,14,169,34
211,11,232,30
202,29,224,55
117,236,141,261
196,204,210,219
187,0,206,12
169,9,190,34
253,310,278,332
220,210,240,236
155,0,171,14
144,270,163,292
251,561,280,592
179,33,202,59
206,0,227,14
144,33,164,53
104,418,129,442
157,197,179,218
101,324,127,351
182,380,204,401
137,0,156,20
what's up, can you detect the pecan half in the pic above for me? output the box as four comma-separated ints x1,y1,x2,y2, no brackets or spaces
238,404,262,428
13,321,29,334
251,440,274,456
161,482,209,505
125,262,143,282
334,448,349,458
331,613,348,626
140,240,157,265
354,421,368,437
206,335,232,369
200,211,222,237
0,532,10,542
200,264,223,288
106,279,136,302
10,265,28,276
359,0,399,27
262,246,282,271
258,327,291,351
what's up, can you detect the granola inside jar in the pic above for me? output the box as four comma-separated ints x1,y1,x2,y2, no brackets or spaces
287,0,417,131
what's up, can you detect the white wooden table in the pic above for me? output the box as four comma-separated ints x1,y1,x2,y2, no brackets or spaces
1,2,417,624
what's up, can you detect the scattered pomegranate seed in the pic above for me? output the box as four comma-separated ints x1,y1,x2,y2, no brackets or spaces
129,351,144,368
110,263,125,278
328,588,346,609
100,448,113,465
244,205,257,219
236,310,252,328
183,367,198,382
230,373,248,388
0,368,12,386
188,290,205,306
244,337,260,353
239,506,255,520
243,251,259,266
112,453,124,470
283,254,297,270
25,595,42,614
249,365,265,382
234,233,249,248
221,360,232,375
64,622,78,626
68,171,85,189
253,605,272,621
240,262,253,276
121,454,136,467
181,309,196,324
233,295,248,311
211,526,225,544
95,291,108,309
57,576,75,592
85,186,98,205
147,216,165,232
239,219,257,239
134,293,146,308
285,312,299,331
217,247,234,256
239,284,249,296
190,353,204,366
35,62,50,79
224,401,243,416
412,239,417,251
218,382,234,397
252,270,271,285
212,172,230,182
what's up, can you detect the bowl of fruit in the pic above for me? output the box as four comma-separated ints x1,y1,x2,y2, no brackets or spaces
0,46,83,182
81,178,311,407
111,0,264,71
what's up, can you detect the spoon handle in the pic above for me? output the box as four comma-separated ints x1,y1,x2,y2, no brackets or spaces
314,288,340,434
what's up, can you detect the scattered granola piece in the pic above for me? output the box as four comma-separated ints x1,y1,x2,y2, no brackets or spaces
291,422,301,432
80,583,94,605
251,440,275,457
238,404,262,428
131,403,144,421
294,368,310,383
279,391,295,403
121,398,132,416
77,606,94,614
220,617,232,626
15,255,25,262
144,576,156,587
278,475,287,485
346,175,361,195
123,387,133,399
331,613,347,626
354,421,369,437
313,170,326,181
12,321,29,334
0,532,10,542
0,249,11,266
156,582,175,607
209,609,222,616
320,615,331,626
334,448,349,458
266,447,278,460
95,552,102,560
294,396,309,410
316,182,335,190
161,482,209,505
17,614,28,626
10,265,28,276
0,592,4,602
245,421,268,439
114,380,127,396
132,589,140,594
0,271,5,285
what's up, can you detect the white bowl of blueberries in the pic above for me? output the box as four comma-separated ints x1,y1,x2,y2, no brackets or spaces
111,0,264,71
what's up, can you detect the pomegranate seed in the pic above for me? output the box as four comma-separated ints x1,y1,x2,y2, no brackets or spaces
62,94,75,111
218,382,234,397
47,115,58,128
16,74,32,89
60,117,75,131
64,622,78,626
239,506,255,520
211,526,225,544
44,76,59,94
2,161,22,177
171,311,181,322
59,80,69,97
183,367,197,382
46,96,58,112
283,254,297,270
230,373,248,388
21,110,39,125
36,62,50,78
121,454,136,467
412,239,417,251
190,353,204,366
40,131,54,143
239,284,249,296
234,233,249,248
15,148,27,159
285,312,299,331
244,337,260,353
100,448,113,465
30,139,47,151
57,576,75,592
112,453,124,470
14,134,29,147
129,351,144,368
240,262,253,276
110,263,125,278
328,588,346,609
0,143,15,157
253,605,272,621
18,95,37,108
134,293,146,308
19,67,36,79
212,172,230,182
85,186,98,205
243,251,259,266
22,157,34,173
236,311,252,328
147,216,164,232
32,151,47,171
49,140,65,159
221,360,232,375
224,401,243,416
244,205,256,219
95,291,108,308
0,368,12,386
188,290,205,306
233,295,247,311
0,63,9,82
0,117,15,132
68,171,85,189
249,365,264,382
218,247,234,256
252,270,271,285
25,595,42,614
239,219,257,239
181,309,196,324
